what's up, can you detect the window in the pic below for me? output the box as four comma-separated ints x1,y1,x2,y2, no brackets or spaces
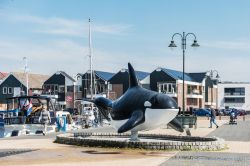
187,98,198,105
44,85,50,92
108,84,112,91
187,85,201,95
50,85,55,95
8,87,13,94
54,85,58,93
79,86,83,92
224,97,245,103
224,88,245,96
158,83,176,94
59,86,65,93
67,86,73,92
2,87,7,94
187,85,192,94
75,85,82,92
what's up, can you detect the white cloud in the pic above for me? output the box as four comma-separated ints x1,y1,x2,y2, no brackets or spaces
0,38,132,75
1,38,250,82
203,40,250,51
1,12,250,81
0,41,14,47
3,13,133,37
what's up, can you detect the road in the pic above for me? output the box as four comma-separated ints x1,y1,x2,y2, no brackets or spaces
160,117,250,166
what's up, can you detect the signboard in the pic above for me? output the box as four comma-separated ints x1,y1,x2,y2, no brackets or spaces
56,116,66,132
66,96,73,102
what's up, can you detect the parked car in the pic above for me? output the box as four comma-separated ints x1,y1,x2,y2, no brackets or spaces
222,108,232,116
220,108,247,116
215,109,224,116
235,109,247,116
193,108,211,116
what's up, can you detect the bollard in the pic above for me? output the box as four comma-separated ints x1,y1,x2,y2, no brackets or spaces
243,115,245,121
219,115,221,120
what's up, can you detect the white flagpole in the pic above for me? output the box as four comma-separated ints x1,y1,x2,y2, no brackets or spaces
89,18,93,100
23,57,29,96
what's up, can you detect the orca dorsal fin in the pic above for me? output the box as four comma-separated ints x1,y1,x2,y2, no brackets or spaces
128,63,139,87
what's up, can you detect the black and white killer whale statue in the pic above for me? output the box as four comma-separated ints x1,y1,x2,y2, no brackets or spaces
88,63,185,140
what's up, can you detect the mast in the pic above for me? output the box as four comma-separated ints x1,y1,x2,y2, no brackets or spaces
23,57,29,96
88,18,93,99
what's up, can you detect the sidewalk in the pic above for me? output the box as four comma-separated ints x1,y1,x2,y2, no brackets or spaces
141,118,228,137
0,117,249,166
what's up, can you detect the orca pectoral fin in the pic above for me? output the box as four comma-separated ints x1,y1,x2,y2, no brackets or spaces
168,118,184,132
118,110,144,133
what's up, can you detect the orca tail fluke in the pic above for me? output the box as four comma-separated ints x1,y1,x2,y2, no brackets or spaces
128,63,139,87
168,118,184,133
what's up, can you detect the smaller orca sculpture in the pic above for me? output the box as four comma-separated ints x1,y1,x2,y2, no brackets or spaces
87,63,184,140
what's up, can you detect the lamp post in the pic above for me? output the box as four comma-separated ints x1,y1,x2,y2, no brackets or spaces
206,70,220,108
169,32,199,115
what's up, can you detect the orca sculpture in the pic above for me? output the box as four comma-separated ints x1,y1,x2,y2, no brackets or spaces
87,63,184,140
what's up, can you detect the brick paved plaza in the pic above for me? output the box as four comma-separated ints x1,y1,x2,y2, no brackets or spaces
0,116,249,166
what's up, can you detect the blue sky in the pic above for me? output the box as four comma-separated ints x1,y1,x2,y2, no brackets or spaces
1,0,250,81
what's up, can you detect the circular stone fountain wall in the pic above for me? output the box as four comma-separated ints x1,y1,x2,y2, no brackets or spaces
55,132,226,151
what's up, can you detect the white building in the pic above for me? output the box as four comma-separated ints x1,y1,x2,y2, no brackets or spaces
218,82,250,111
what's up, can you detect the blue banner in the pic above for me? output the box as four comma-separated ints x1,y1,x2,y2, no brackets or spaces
56,116,67,132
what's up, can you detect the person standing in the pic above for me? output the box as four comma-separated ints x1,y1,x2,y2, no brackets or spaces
209,107,219,128
39,105,51,135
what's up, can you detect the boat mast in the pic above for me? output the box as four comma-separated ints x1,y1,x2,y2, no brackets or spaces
23,57,29,96
88,18,93,99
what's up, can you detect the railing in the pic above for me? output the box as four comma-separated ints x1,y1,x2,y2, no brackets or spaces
4,116,26,125
3,116,57,125
175,115,197,129
187,89,202,95
161,91,176,94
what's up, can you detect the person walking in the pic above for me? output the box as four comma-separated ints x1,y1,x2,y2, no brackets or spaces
209,107,219,128
39,105,51,135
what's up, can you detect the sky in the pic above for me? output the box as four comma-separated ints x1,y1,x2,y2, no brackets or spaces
0,0,250,81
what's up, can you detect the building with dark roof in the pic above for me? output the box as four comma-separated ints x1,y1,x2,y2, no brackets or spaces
189,72,217,108
0,74,27,109
0,72,49,110
109,69,150,99
189,72,207,83
81,70,115,99
162,68,194,82
42,71,75,109
95,71,114,81
150,68,218,111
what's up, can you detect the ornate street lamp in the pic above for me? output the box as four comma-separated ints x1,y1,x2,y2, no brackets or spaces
169,32,199,115
206,70,220,108
207,70,220,82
